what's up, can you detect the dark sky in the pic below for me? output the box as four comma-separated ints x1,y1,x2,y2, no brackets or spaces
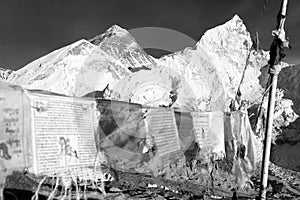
0,0,299,70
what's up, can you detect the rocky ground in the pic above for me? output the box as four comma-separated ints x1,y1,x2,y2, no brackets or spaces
3,160,300,200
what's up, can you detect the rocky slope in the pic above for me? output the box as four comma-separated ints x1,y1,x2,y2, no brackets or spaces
7,39,131,97
268,64,300,171
0,67,13,81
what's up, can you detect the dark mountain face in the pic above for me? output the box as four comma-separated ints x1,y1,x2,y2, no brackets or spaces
89,25,157,71
0,67,13,81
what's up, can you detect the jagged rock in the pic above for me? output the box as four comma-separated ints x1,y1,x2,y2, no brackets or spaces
254,89,298,141
7,39,131,97
265,65,300,171
250,62,300,168
0,67,13,81
89,25,158,71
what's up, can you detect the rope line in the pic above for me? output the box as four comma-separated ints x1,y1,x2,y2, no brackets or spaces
235,0,271,102
254,0,271,50
235,50,252,99
256,0,271,33
247,75,273,110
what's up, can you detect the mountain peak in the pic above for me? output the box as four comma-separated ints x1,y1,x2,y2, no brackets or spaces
89,25,157,70
108,24,128,34
89,24,129,45
157,14,258,110
231,14,242,22
7,39,131,96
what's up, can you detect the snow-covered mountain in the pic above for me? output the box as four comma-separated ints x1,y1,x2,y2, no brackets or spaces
157,15,267,111
7,39,131,97
5,15,277,111
89,25,157,71
108,15,269,111
6,15,292,113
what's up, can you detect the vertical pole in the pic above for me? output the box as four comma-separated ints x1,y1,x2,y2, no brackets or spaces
259,0,288,199
259,72,278,200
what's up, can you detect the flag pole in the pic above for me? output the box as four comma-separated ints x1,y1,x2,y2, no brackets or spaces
259,0,289,199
